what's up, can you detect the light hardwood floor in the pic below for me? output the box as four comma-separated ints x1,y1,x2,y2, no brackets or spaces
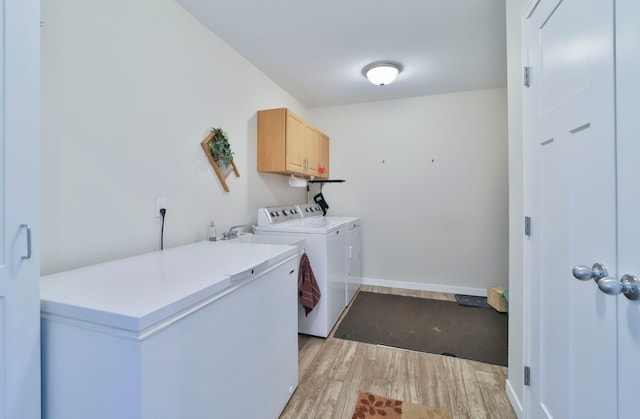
280,285,516,419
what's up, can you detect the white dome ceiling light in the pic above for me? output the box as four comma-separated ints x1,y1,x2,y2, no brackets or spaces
362,62,402,86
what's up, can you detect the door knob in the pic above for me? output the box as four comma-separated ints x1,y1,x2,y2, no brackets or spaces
597,274,640,301
572,263,609,282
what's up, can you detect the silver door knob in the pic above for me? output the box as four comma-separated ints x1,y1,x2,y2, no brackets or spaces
572,263,609,282
597,274,640,301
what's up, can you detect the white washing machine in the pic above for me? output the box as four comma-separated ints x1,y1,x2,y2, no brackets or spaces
255,203,361,338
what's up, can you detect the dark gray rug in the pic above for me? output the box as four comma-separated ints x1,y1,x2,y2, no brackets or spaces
334,292,508,366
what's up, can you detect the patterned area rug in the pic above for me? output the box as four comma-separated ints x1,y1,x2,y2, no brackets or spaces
352,392,452,419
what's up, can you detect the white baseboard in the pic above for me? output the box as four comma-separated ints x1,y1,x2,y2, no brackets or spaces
505,378,523,418
360,277,487,297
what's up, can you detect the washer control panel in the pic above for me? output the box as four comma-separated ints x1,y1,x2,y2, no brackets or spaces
257,203,325,226
257,205,301,226
298,203,324,216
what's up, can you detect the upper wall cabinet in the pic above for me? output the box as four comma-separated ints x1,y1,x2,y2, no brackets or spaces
257,108,329,179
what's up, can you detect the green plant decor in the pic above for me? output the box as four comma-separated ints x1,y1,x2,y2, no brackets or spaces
208,128,234,168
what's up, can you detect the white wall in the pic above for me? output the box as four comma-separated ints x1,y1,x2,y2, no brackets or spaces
309,89,508,295
41,1,510,301
40,0,309,274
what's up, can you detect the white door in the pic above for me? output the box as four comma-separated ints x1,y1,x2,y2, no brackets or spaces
615,1,640,418
523,0,617,417
0,0,41,418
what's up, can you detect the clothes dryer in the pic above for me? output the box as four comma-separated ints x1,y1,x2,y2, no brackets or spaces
255,203,360,337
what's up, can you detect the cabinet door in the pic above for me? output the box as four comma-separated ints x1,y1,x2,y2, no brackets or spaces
0,1,41,417
304,125,318,177
257,109,287,173
285,111,307,174
315,130,330,179
305,126,330,179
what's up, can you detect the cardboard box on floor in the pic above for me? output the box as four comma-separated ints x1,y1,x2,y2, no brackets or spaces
487,286,508,312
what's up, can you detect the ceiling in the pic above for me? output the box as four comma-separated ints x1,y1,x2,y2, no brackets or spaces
175,0,507,108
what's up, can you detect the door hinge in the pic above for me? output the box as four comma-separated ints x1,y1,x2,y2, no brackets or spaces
524,366,531,386
523,66,531,88
524,216,532,237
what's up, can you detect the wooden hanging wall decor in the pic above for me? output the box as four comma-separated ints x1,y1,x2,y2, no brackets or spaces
201,127,240,192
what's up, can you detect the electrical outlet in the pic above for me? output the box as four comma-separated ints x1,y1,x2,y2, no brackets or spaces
156,198,167,218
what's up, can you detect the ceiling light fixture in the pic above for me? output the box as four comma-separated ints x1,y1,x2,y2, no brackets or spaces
362,62,402,86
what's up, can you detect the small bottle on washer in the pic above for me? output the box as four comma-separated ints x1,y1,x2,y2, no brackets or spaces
208,221,217,241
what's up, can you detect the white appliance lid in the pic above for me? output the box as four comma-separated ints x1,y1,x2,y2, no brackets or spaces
40,241,298,335
255,217,346,234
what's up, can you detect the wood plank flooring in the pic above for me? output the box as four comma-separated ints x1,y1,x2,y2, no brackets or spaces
280,285,516,419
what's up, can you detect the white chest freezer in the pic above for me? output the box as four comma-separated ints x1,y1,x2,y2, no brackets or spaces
40,241,299,419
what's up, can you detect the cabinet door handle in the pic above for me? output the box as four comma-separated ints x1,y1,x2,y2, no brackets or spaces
20,224,32,260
